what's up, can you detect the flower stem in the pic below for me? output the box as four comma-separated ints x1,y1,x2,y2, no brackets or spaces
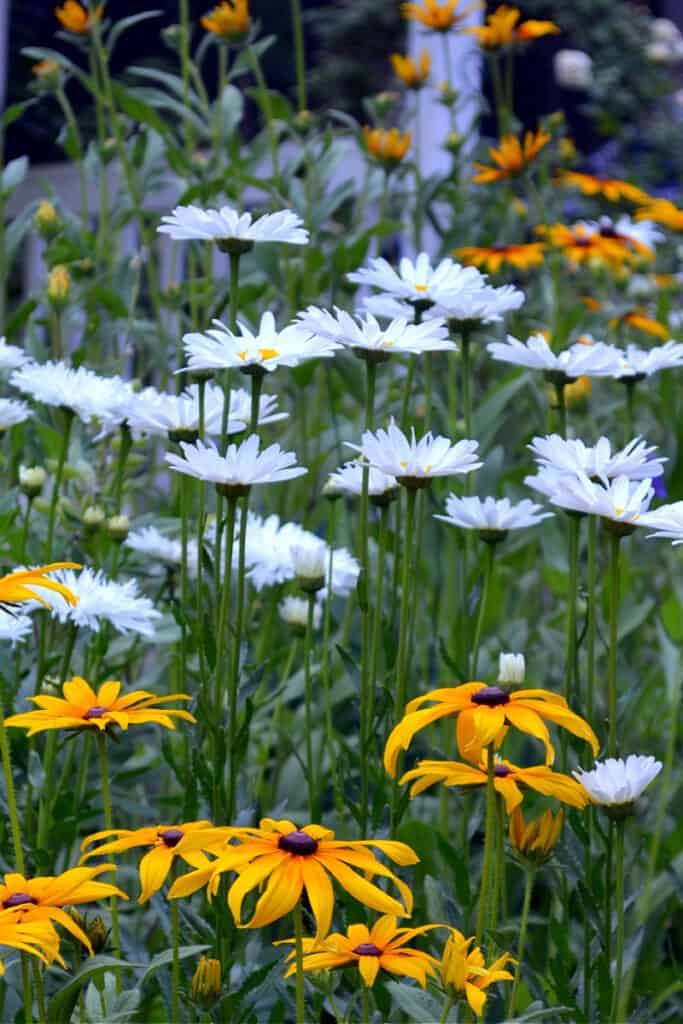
507,867,535,1016
227,493,249,820
561,514,581,771
439,996,453,1024
461,328,473,441
361,986,370,1024
471,542,495,678
369,504,389,745
289,0,307,112
359,361,376,834
0,701,26,872
228,251,241,333
293,901,306,1024
96,732,121,980
248,45,282,193
610,818,626,1023
476,742,497,943
31,958,47,1024
390,486,417,835
303,592,317,821
605,820,613,971
20,497,33,564
214,495,236,818
171,891,180,1024
624,379,636,442
607,531,620,757
554,382,567,438
45,409,74,560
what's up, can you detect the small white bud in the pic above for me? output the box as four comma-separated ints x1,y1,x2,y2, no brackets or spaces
279,596,321,632
19,465,47,498
291,538,328,593
498,652,525,685
553,49,593,90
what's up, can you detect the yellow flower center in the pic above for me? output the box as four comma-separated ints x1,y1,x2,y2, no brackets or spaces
414,284,428,292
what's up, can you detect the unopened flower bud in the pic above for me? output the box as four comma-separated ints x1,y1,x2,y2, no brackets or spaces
291,539,327,593
294,109,314,135
373,90,400,119
162,23,183,49
191,956,222,1009
445,131,463,155
47,265,70,308
322,479,344,502
438,81,459,107
101,138,118,164
34,201,61,241
19,465,47,498
106,514,130,542
41,677,63,697
498,652,525,685
32,59,62,91
83,505,106,531
86,915,109,954
279,595,321,634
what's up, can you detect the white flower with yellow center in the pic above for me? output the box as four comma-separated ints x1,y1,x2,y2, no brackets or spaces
0,398,32,430
229,388,288,427
545,473,654,527
616,342,683,379
428,282,525,325
435,495,552,532
327,460,399,499
487,334,621,378
528,434,665,484
10,362,135,425
347,419,481,487
157,204,309,246
165,435,307,491
182,312,339,375
640,501,683,545
348,252,482,305
123,385,229,439
296,307,455,356
0,336,29,372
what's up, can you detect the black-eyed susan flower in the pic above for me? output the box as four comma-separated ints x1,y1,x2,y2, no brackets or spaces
466,5,559,49
363,126,411,169
609,310,669,340
80,822,224,903
0,911,63,973
390,50,431,89
191,955,223,1008
54,1,104,34
5,676,195,737
472,129,550,184
535,222,633,269
0,562,80,611
168,817,418,939
635,198,683,231
454,242,546,273
555,170,651,206
400,754,591,811
201,1,250,42
508,806,564,865
401,0,482,33
384,682,599,774
0,867,126,954
279,915,442,987
439,928,514,1017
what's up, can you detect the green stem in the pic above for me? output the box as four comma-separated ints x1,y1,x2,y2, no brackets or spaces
214,495,237,818
249,371,263,433
359,361,376,834
471,542,495,678
228,251,241,333
624,379,636,442
400,355,418,432
561,514,581,772
0,702,25,872
413,89,423,249
369,503,389,746
227,492,249,820
19,498,33,565
322,507,338,798
293,902,306,1024
491,793,506,930
586,517,596,725
303,592,317,821
171,893,180,1024
554,382,567,438
55,86,89,229
112,424,132,515
97,732,121,975
178,0,194,156
507,867,535,1016
394,487,417,721
610,819,625,1023
215,42,228,168
248,46,282,193
461,328,473,442
31,959,47,1024
439,996,453,1024
475,742,497,943
361,987,370,1024
607,532,620,757
605,820,613,970
45,409,74,560
20,956,33,1024
289,0,307,112
254,640,298,808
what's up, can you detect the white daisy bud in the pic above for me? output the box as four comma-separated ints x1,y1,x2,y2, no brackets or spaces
498,652,525,685
19,465,47,498
291,537,328,593
573,755,662,819
107,514,130,542
279,596,321,633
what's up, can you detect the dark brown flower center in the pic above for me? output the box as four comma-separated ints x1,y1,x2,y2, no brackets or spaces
278,831,318,856
83,705,108,720
159,828,184,848
472,686,510,707
352,943,382,956
3,893,38,909
493,764,511,777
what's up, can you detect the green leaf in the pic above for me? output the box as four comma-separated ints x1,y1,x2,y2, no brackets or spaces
2,100,36,129
48,956,139,1024
2,156,29,196
385,981,443,1022
140,944,210,987
108,11,163,55
111,82,170,140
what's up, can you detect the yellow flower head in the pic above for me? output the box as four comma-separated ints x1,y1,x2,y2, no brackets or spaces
0,563,79,611
401,0,483,33
555,170,651,206
562,375,592,408
80,822,223,903
168,817,418,939
384,682,599,775
0,867,126,955
440,928,514,1017
609,310,669,340
635,198,683,231
363,126,412,169
279,915,443,988
390,49,431,89
472,128,550,183
509,806,564,865
47,265,70,306
466,5,559,49
192,956,222,1008
400,752,591,812
536,222,634,270
0,911,63,974
454,242,546,273
5,676,196,737
201,1,250,41
54,2,104,34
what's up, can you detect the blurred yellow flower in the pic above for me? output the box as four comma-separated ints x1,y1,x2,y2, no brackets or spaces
609,310,669,339
47,265,70,306
0,563,79,611
455,242,545,272
201,0,250,41
440,928,514,1017
390,50,431,89
509,806,564,865
635,198,683,231
466,5,559,49
536,223,633,269
556,170,651,205
192,956,222,1008
54,2,103,34
401,0,483,33
363,126,411,168
472,129,550,183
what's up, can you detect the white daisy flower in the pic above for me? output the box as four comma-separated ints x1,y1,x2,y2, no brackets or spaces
428,282,525,325
279,595,322,630
573,755,662,807
10,362,135,425
123,383,233,439
157,204,309,247
615,342,683,379
47,567,162,637
0,610,33,646
528,434,666,485
435,495,552,533
346,419,482,487
237,514,310,589
229,388,288,427
640,501,683,544
524,466,567,500
327,460,399,500
545,473,654,526
326,547,361,598
165,435,307,491
498,652,525,685
296,307,455,357
487,334,622,379
181,312,339,376
348,252,483,305
125,527,199,576
0,398,32,430
361,294,417,321
0,336,30,372
291,535,328,590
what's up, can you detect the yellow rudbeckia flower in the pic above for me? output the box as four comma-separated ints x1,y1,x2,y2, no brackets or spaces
201,0,250,41
390,49,431,89
635,198,683,231
54,1,103,34
556,170,651,206
168,817,418,939
509,806,564,865
609,310,669,340
384,682,599,775
454,242,546,273
401,0,483,33
440,928,514,1017
472,129,550,183
0,911,63,974
466,4,559,49
363,126,412,168
5,676,195,736
0,562,80,611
